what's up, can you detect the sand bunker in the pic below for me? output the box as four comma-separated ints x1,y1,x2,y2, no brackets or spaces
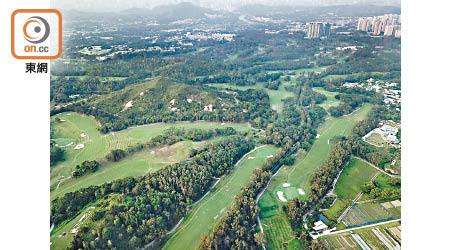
248,156,255,160
277,191,287,202
123,100,133,111
80,133,86,137
316,134,321,138
267,155,274,158
298,188,305,195
283,183,291,187
221,123,226,125
74,144,85,150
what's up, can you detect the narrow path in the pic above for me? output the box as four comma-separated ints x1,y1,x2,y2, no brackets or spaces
55,176,71,191
111,132,118,150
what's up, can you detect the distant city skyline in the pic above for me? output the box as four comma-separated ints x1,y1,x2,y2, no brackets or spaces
51,0,401,13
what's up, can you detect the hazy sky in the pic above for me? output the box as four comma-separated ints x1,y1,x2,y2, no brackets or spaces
51,0,400,12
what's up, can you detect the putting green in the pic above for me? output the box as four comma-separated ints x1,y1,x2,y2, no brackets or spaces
52,138,73,147
274,183,306,201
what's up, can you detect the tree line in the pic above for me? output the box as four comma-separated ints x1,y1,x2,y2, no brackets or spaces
199,168,272,249
50,136,254,250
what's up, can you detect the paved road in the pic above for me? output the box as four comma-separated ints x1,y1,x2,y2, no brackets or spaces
326,219,401,236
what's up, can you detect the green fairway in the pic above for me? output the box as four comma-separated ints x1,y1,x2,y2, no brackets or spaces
51,112,250,200
266,83,295,116
162,145,277,250
334,158,379,200
51,112,115,189
258,103,372,250
51,141,204,200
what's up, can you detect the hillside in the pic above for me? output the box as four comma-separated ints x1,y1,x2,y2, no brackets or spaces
59,78,276,132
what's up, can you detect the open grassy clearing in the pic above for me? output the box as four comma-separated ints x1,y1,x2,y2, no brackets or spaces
51,112,250,199
258,103,372,249
163,145,277,250
366,132,387,147
334,158,379,200
208,82,294,116
313,87,341,110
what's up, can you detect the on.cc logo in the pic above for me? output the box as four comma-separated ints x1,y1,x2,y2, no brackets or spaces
23,16,50,44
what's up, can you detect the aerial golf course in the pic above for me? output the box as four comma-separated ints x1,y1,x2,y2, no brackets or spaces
50,112,250,200
257,88,372,250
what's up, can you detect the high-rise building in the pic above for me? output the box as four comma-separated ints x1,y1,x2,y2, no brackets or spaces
356,14,401,37
306,22,331,39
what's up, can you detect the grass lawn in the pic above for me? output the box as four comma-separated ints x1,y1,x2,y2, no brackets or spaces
366,132,386,147
162,145,277,250
334,158,379,200
323,199,349,221
374,173,401,191
51,112,250,200
258,103,372,249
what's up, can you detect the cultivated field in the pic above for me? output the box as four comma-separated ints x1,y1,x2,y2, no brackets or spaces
320,221,401,250
258,98,372,249
342,202,394,228
162,145,277,250
334,158,379,200
51,112,249,200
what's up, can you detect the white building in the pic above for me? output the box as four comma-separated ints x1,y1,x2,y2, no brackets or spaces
312,221,328,232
